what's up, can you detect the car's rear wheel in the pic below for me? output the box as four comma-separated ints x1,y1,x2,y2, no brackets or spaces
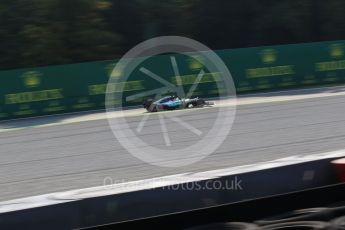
151,106,157,112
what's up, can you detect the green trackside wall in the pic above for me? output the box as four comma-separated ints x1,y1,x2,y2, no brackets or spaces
1,40,345,120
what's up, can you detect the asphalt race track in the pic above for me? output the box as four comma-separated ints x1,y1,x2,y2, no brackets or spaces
1,88,345,201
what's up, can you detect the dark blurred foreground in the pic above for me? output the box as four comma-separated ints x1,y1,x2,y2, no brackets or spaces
84,183,345,230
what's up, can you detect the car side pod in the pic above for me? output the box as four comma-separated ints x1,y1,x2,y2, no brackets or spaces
331,158,345,183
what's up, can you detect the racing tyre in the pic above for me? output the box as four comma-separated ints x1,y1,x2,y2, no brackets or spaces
143,99,154,112
196,98,206,106
186,103,194,108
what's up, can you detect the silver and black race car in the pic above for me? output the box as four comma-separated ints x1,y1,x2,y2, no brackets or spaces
143,95,214,112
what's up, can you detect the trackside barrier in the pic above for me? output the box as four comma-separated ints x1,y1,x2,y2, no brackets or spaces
1,40,345,121
0,152,344,229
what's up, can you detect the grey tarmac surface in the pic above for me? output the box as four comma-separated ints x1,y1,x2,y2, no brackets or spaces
1,88,345,201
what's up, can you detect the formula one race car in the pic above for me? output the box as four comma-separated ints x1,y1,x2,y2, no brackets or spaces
143,95,214,112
